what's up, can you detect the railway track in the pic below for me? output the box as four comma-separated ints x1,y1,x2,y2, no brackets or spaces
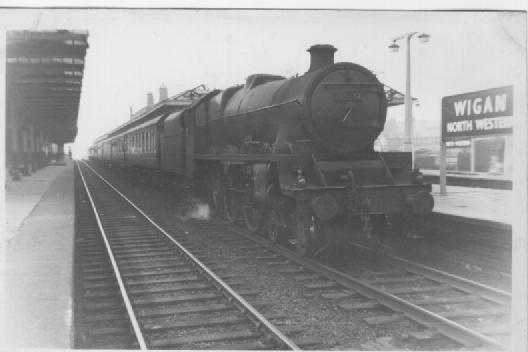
225,228,511,350
73,160,313,350
83,160,512,350
174,220,511,350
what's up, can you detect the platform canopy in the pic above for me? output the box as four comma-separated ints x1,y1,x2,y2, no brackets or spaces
6,30,89,144
384,84,418,107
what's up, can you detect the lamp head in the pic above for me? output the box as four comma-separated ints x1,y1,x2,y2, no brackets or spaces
388,41,400,52
418,33,430,43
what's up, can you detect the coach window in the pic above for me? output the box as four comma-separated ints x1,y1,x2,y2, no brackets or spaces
146,131,150,152
147,130,150,152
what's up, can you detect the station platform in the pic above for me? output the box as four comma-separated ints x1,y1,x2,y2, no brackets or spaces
431,184,512,225
2,160,75,348
422,169,512,190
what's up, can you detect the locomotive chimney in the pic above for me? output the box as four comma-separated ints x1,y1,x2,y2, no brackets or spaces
147,92,154,107
307,44,337,72
159,84,168,101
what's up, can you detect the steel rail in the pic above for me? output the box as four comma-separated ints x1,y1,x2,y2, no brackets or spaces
348,241,510,305
76,162,147,350
80,160,300,351
225,225,507,350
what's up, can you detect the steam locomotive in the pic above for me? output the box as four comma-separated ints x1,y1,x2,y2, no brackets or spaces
90,44,434,256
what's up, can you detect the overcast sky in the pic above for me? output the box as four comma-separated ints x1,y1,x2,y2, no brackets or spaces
1,9,525,157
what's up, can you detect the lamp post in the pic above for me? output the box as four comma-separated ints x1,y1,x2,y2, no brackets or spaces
389,32,430,167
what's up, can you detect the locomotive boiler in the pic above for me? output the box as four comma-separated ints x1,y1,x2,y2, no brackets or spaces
91,44,434,256
196,45,385,155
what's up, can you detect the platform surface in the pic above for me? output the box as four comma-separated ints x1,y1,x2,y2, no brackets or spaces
431,184,512,225
2,161,75,348
423,169,511,181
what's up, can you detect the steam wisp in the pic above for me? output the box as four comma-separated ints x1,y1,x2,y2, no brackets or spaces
177,198,211,221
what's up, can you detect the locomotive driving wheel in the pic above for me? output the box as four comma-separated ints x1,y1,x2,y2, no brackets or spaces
242,204,266,233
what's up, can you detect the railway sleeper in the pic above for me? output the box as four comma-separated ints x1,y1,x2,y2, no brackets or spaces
89,334,136,349
386,284,451,295
138,302,270,318
149,330,261,349
84,299,125,312
138,303,236,318
439,307,509,319
117,256,183,265
364,313,405,325
303,281,338,290
81,311,128,323
83,288,119,298
112,246,171,254
118,260,187,271
134,289,258,306
87,324,134,337
143,315,246,332
339,301,380,310
127,275,201,286
321,291,355,300
109,241,168,250
356,269,408,278
106,233,162,241
293,273,322,281
82,280,118,290
122,267,193,278
408,295,481,306
134,292,222,306
108,234,162,241
129,282,211,295
214,336,320,350
83,273,117,281
364,275,423,285
114,251,177,260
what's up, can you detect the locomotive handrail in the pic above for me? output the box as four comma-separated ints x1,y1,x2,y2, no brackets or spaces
221,99,302,120
377,153,397,184
322,82,384,87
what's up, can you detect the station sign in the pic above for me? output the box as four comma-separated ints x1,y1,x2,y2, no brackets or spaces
445,140,471,148
441,86,513,139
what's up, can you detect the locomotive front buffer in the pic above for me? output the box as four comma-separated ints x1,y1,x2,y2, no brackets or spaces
278,152,434,256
